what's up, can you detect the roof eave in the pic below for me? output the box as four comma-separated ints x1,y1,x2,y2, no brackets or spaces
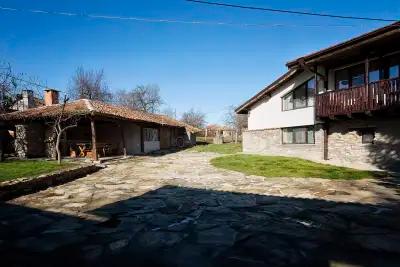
235,68,301,114
286,21,400,68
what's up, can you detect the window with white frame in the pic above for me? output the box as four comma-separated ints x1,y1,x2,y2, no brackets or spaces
282,78,315,111
282,126,315,144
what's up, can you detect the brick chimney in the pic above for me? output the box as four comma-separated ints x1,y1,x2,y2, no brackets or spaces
44,89,59,106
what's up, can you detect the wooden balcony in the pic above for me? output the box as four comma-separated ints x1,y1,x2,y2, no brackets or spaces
316,77,400,118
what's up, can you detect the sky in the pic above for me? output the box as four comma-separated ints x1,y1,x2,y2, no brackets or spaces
0,0,399,124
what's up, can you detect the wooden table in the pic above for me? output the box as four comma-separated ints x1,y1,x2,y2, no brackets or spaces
75,142,112,158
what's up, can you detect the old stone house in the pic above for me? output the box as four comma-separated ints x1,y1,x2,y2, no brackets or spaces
236,22,400,171
0,89,198,160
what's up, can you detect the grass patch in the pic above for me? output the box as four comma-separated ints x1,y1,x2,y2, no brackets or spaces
196,136,214,144
211,154,384,180
190,143,242,154
0,160,72,182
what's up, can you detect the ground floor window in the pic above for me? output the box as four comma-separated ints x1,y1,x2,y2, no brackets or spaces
282,126,315,144
144,128,159,142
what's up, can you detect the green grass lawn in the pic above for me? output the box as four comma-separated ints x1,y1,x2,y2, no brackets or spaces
0,160,72,182
196,136,214,144
211,154,384,180
190,143,242,154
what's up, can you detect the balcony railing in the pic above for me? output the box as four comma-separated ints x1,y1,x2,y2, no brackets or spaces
316,77,400,118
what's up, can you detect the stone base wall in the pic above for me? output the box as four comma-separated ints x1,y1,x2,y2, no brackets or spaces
244,118,400,171
15,122,45,158
328,118,400,171
243,125,324,162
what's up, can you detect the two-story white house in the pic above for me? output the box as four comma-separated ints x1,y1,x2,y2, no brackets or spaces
236,22,400,171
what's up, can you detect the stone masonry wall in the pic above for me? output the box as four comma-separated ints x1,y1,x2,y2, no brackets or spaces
243,125,324,162
328,118,400,171
15,122,45,158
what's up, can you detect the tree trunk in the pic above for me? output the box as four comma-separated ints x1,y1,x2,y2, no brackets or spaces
0,125,4,161
56,132,62,165
235,130,238,144
0,138,4,162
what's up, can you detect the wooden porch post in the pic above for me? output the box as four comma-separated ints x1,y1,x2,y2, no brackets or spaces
119,123,127,157
140,125,144,153
90,117,98,161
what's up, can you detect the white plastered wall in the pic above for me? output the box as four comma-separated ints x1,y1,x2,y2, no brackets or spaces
247,70,316,130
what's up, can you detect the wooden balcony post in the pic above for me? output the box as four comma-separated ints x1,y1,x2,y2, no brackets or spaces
314,65,318,121
90,117,98,161
365,58,370,109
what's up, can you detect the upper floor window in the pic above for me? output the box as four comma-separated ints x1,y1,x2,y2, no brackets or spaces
335,55,399,90
335,64,365,90
389,56,399,79
369,60,385,83
282,78,315,111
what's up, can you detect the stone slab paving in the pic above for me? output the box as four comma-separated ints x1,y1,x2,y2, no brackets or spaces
1,151,400,266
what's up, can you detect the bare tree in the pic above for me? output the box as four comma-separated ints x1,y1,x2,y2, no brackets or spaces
69,67,112,102
161,106,176,119
181,108,206,129
0,62,44,113
115,84,163,113
53,95,78,164
225,105,248,133
0,63,18,113
0,123,5,162
224,105,248,143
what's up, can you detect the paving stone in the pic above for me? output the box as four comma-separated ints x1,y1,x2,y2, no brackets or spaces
197,226,237,246
137,231,184,248
15,232,87,252
109,239,129,253
4,150,400,266
82,245,103,261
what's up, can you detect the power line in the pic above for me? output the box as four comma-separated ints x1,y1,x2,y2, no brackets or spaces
0,5,368,28
186,0,399,22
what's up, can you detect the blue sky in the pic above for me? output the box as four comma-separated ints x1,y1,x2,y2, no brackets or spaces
0,0,399,124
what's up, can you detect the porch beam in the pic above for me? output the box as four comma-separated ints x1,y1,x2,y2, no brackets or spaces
298,58,327,80
90,117,98,161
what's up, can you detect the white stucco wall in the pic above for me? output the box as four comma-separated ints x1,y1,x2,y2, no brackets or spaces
248,70,316,130
144,141,160,153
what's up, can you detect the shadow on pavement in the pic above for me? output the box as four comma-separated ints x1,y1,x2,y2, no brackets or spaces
1,185,400,267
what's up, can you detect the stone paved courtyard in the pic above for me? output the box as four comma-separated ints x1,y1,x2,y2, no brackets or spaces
1,151,400,266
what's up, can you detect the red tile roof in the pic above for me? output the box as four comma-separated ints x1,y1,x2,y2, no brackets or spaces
0,99,200,133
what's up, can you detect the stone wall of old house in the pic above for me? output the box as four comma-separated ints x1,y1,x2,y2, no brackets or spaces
15,122,45,158
44,125,57,159
242,124,325,162
327,118,400,171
